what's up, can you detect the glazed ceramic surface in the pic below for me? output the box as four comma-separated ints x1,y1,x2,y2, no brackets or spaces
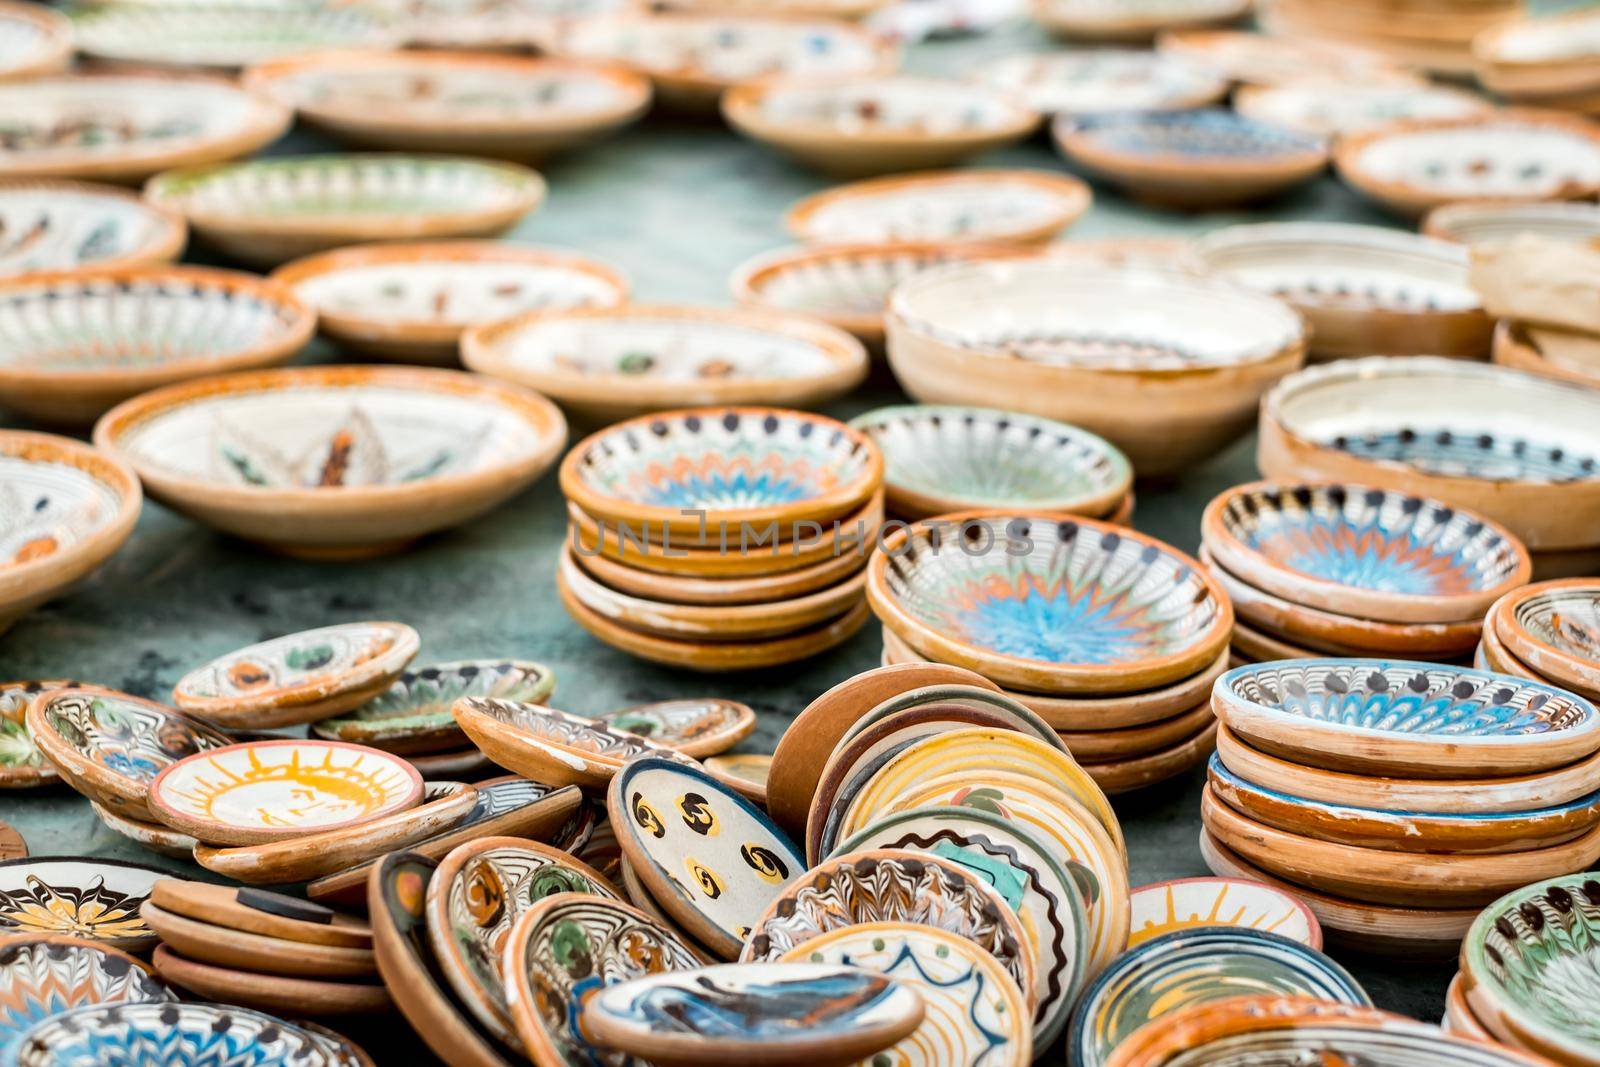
0,937,172,1058
591,698,754,758
0,444,130,571
0,2,68,82
503,893,703,1067
313,659,554,752
735,74,1026,133
787,170,1090,244
1057,108,1325,166
1340,115,1600,203
611,757,801,957
69,2,397,69
0,680,75,788
1128,877,1320,948
1501,581,1600,694
174,622,420,717
149,740,424,845
1425,201,1600,246
1234,82,1489,138
973,50,1227,115
0,857,164,950
0,182,183,277
776,921,1032,1067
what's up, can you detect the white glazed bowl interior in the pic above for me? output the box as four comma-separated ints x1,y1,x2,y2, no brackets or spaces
1352,123,1600,198
294,259,622,327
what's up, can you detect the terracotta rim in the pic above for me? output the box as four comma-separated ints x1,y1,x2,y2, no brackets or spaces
1053,112,1328,182
1036,0,1251,37
594,697,755,758
171,621,420,715
1423,199,1600,244
786,169,1092,244
0,178,187,270
1128,875,1323,950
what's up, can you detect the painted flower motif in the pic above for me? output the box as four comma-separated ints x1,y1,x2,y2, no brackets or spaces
0,876,149,941
211,406,490,488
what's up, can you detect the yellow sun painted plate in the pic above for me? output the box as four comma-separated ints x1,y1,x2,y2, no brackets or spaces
1127,877,1322,950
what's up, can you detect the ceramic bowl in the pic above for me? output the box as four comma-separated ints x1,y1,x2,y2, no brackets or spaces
0,266,314,427
0,935,172,1058
93,364,567,559
786,169,1091,245
0,1,70,83
1128,876,1321,949
273,240,627,366
1053,108,1327,209
723,75,1039,177
729,241,1025,348
1463,873,1600,1064
388,0,637,51
1495,579,1600,696
1034,0,1249,41
148,943,392,1016
850,405,1131,520
244,51,652,161
464,305,868,424
1157,28,1414,87
452,698,664,786
554,11,898,114
1232,81,1491,139
1213,659,1600,778
25,685,231,821
0,856,165,951
1474,9,1600,98
972,50,1227,116
1336,112,1600,219
591,697,754,758
869,512,1231,693
143,154,546,269
1191,222,1489,362
312,659,554,755
886,260,1306,475
1424,200,1600,246
1256,356,1600,553
0,680,78,789
0,432,141,635
0,179,186,278
0,73,290,185
91,800,199,858
1202,481,1530,624
68,1,398,71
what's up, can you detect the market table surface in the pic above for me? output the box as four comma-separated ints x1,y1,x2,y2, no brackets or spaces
0,20,1454,1062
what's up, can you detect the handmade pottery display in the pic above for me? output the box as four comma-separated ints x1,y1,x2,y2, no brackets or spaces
1036,0,1250,41
93,364,568,559
0,73,290,185
465,305,868,424
313,659,553,756
786,169,1092,247
152,880,371,948
143,154,546,268
1053,109,1328,209
453,698,664,786
1494,579,1600,699
68,2,398,71
0,2,69,83
274,241,629,365
973,49,1228,115
0,857,164,951
150,944,392,1016
591,698,755,758
244,51,652,161
0,935,172,1058
1233,81,1491,138
0,179,186,278
1425,201,1600,246
886,260,1306,474
1128,876,1321,948
1257,357,1600,554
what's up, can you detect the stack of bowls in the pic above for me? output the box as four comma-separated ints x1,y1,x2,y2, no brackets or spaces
1262,0,1522,78
1201,481,1531,665
867,511,1233,792
1474,9,1600,114
1479,580,1600,708
1204,658,1600,960
558,406,884,671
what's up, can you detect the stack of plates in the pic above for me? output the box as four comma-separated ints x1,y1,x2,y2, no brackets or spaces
1475,9,1600,114
1201,481,1530,665
1204,658,1600,959
1261,0,1524,78
867,512,1232,792
558,407,883,671
1479,580,1600,708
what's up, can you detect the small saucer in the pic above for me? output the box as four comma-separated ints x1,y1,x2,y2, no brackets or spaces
787,169,1091,245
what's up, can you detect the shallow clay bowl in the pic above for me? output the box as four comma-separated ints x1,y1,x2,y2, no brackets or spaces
1127,874,1321,948
1156,28,1415,87
143,154,546,269
1492,320,1600,392
0,855,166,951
1201,480,1530,624
94,364,567,560
868,510,1231,694
1035,0,1250,42
850,404,1130,521
886,259,1306,476
244,50,652,161
3,680,69,785
0,433,141,636
1232,81,1491,139
572,525,866,605
590,697,755,758
452,698,663,787
313,659,554,755
1191,223,1490,362
0,934,172,1052
1423,200,1600,246
68,2,396,71
0,73,289,185
0,1,70,83
973,48,1228,116
149,944,392,1016
273,240,628,366
464,304,867,424
1494,579,1600,698
1257,356,1600,553
786,169,1092,246
0,266,312,427
0,179,186,278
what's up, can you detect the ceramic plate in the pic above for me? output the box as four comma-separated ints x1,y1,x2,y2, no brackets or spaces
0,180,185,278
1054,107,1326,175
0,73,290,184
610,757,802,959
452,698,665,786
787,169,1091,245
1128,877,1320,948
0,2,69,82
591,698,755,758
776,921,1032,1067
69,2,397,70
1234,81,1490,138
0,936,172,1058
1424,201,1600,246
1037,0,1249,38
1158,29,1411,86
0,857,165,952
313,659,554,754
1498,580,1600,697
148,739,425,846
0,680,77,788
974,50,1227,115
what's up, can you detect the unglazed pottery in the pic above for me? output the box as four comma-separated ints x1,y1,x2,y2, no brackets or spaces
94,364,567,559
0,432,141,636
68,2,397,71
1036,0,1249,41
1128,876,1321,949
313,659,554,755
0,680,77,789
453,698,664,787
0,2,69,83
973,49,1227,116
173,621,420,728
152,880,370,948
1424,201,1600,246
1496,579,1600,698
0,857,164,951
148,739,424,846
464,305,868,424
1069,928,1370,1067
885,260,1306,475
0,266,314,427
1256,356,1600,552
868,512,1231,693
786,169,1091,245
1157,28,1412,86
148,944,392,1016
1052,109,1328,209
0,73,290,185
1336,112,1600,219
25,686,230,821
555,11,898,114
0,179,186,277
1233,81,1490,139
610,757,802,959
137,900,376,979
0,935,171,1058
275,241,629,365
502,892,704,1066
591,698,755,758
775,921,1033,1067
244,51,652,161
143,154,546,268
1191,223,1490,362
